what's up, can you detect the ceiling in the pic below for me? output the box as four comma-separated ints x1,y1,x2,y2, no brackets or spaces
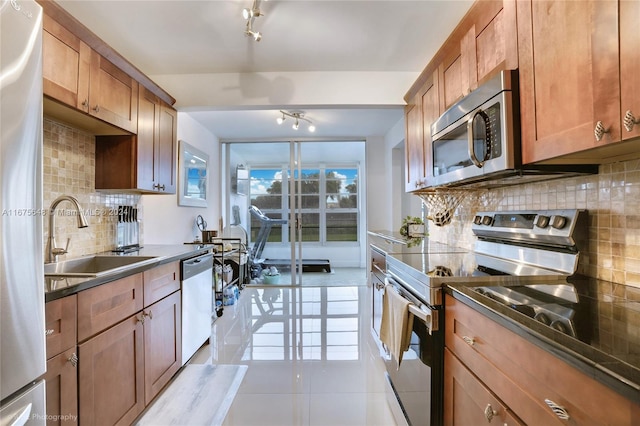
56,0,474,141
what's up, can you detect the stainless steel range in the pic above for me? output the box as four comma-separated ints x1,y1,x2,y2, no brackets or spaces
381,209,588,426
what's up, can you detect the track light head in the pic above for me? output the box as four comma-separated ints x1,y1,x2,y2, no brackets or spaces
308,124,316,132
292,119,299,130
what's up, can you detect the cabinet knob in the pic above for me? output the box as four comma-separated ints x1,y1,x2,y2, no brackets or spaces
623,110,639,132
92,105,100,113
594,121,609,141
68,353,78,367
136,313,146,324
45,329,55,336
81,99,89,110
484,404,498,422
544,399,570,420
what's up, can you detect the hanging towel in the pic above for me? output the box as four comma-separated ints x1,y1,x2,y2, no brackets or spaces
379,284,414,369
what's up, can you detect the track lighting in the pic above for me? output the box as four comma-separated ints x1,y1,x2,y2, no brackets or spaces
276,110,316,132
243,0,263,41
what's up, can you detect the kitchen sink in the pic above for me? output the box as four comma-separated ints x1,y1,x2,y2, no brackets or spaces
44,255,158,277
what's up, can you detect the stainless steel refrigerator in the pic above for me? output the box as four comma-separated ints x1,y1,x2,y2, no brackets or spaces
1,0,47,425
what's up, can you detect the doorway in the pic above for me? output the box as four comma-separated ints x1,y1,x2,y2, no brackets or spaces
222,140,366,285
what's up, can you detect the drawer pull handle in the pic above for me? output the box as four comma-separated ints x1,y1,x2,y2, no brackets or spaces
462,335,475,346
484,404,497,422
544,399,570,420
68,353,78,367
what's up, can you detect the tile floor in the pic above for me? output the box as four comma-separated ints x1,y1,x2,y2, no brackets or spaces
189,267,398,426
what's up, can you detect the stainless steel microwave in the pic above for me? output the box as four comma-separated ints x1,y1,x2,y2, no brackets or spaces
428,69,596,188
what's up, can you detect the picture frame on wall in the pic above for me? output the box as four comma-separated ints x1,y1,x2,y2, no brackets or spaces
178,140,209,207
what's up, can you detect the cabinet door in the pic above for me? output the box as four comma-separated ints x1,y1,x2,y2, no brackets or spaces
88,50,138,134
78,315,145,426
405,100,425,192
45,295,77,360
156,104,178,194
143,261,180,307
444,348,523,426
143,291,182,405
45,348,79,426
421,73,440,186
136,87,160,192
42,14,90,110
620,0,640,140
517,0,620,163
77,274,144,342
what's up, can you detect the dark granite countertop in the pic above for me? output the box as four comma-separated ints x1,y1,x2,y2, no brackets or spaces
44,244,213,302
447,277,640,405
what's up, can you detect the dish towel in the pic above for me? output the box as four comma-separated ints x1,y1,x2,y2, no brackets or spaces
379,284,414,369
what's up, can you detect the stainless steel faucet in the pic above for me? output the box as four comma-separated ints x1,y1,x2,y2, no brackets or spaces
48,195,89,263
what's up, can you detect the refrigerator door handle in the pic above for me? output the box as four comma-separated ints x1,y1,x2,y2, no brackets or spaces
4,403,32,426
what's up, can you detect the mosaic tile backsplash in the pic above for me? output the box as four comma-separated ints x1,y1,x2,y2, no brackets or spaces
43,119,141,260
426,159,640,288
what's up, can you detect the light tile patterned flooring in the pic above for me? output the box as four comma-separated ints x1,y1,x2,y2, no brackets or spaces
188,267,398,426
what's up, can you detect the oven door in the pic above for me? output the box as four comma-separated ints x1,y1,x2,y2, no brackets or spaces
383,276,443,426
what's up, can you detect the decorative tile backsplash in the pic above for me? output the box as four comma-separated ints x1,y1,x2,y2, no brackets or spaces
426,159,640,287
43,118,140,260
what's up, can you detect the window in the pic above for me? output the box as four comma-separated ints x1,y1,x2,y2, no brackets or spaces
249,165,359,244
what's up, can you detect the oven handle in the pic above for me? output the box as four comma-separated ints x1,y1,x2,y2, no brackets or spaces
384,275,439,334
467,109,491,168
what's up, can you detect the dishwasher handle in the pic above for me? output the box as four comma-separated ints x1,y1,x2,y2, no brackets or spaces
181,253,214,280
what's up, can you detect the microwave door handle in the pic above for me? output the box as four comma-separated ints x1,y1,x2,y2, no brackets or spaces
467,110,491,168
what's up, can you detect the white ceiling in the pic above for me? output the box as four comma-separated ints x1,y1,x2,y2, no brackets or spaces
56,0,474,141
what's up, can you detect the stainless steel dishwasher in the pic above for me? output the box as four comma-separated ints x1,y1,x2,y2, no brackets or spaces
181,252,214,365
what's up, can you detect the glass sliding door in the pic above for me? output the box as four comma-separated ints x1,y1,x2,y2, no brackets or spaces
224,140,364,285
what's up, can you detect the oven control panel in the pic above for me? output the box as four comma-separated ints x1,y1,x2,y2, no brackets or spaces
472,209,588,250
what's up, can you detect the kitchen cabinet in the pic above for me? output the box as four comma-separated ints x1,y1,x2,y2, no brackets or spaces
45,296,78,425
77,274,144,342
444,295,638,425
143,291,181,405
403,0,516,192
45,349,79,426
444,348,522,426
78,312,145,426
143,260,180,306
404,96,425,192
518,0,640,164
42,14,138,134
75,266,181,424
95,87,177,193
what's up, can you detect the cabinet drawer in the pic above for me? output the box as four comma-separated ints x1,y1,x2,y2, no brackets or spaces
77,274,143,342
444,348,522,426
143,261,180,307
445,296,636,425
45,295,77,359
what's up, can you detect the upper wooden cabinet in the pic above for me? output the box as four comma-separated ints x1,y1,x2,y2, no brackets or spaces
95,88,177,194
42,14,138,134
518,0,640,164
404,0,516,191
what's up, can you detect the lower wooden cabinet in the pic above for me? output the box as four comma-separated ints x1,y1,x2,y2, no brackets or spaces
46,263,184,426
78,313,145,426
444,348,522,426
143,291,182,405
445,295,639,425
44,348,79,426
